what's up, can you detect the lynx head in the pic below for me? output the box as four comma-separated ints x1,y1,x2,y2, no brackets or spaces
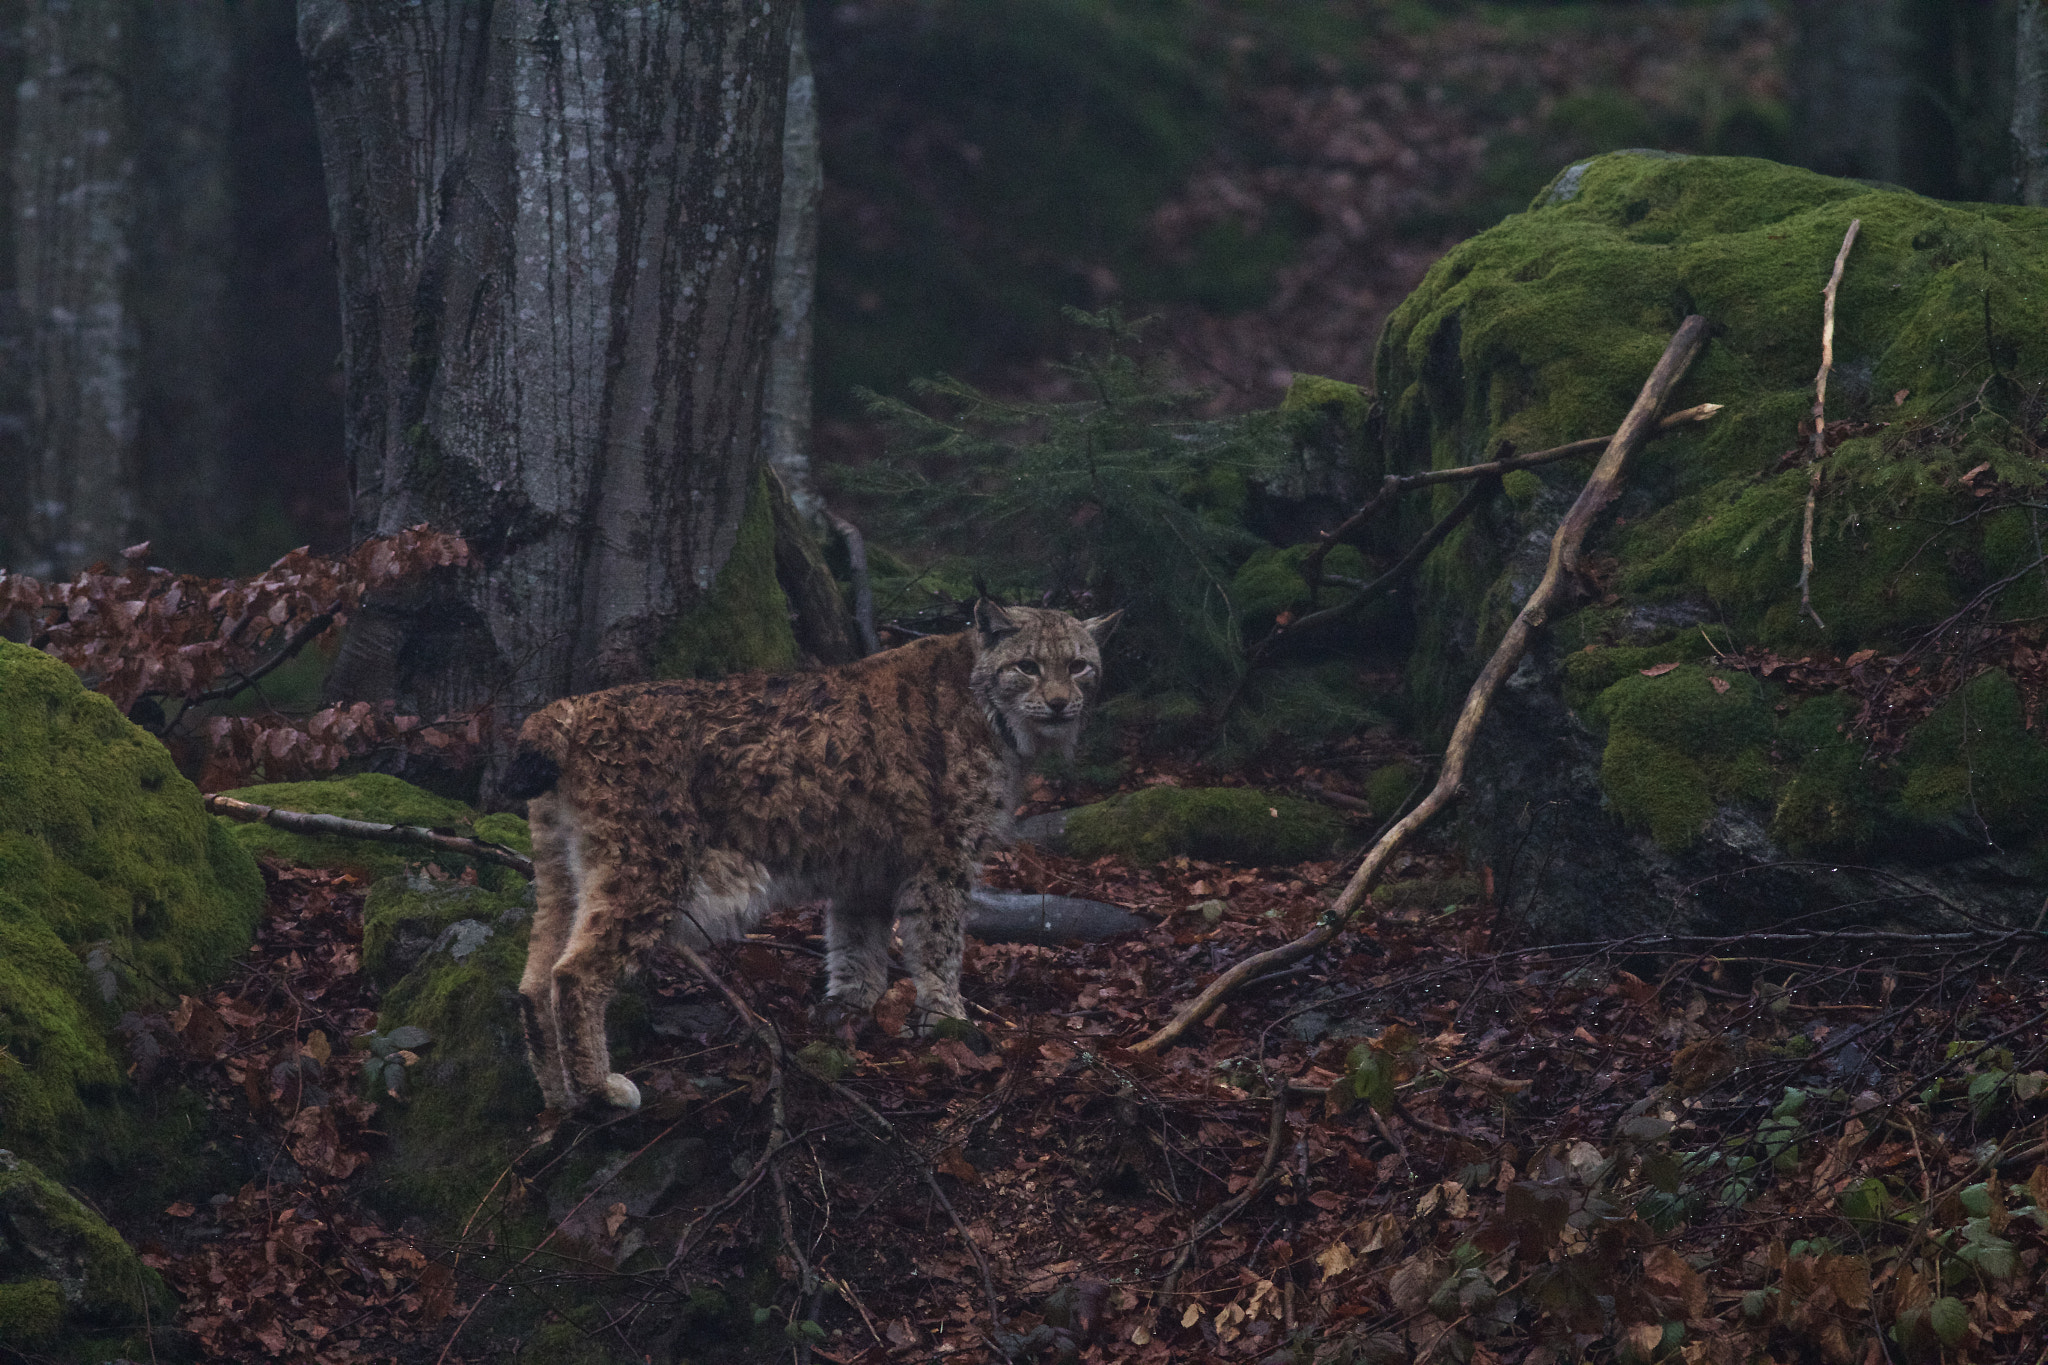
969,600,1122,758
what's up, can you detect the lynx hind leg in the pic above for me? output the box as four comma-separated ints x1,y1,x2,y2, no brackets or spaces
550,844,653,1113
518,793,577,1113
669,848,775,950
822,895,894,1016
894,867,972,1033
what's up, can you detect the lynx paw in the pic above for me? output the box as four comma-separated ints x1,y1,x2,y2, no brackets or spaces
600,1073,642,1111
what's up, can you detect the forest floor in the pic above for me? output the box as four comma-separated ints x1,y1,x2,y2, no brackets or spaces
118,770,2048,1365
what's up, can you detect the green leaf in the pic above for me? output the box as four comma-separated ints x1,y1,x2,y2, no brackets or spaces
1928,1296,1969,1348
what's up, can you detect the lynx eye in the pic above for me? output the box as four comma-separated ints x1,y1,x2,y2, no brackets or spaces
1068,659,1092,676
1014,660,1041,676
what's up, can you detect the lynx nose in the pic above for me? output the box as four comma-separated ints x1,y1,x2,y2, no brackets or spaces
1045,696,1070,717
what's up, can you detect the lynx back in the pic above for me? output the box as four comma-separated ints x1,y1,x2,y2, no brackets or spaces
508,601,1119,1114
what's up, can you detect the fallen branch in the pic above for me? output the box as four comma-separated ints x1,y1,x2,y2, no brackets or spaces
202,793,537,877
1800,218,1860,632
1156,1087,1289,1325
1297,401,1723,585
1135,314,1717,1054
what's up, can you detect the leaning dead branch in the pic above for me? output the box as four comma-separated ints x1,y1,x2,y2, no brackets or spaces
1799,218,1861,632
203,793,537,877
1136,314,1718,1054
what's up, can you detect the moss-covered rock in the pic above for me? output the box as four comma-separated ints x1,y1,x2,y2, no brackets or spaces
219,772,530,890
0,1149,173,1360
1063,787,1343,865
1373,152,2048,936
360,874,544,1226
0,641,264,1172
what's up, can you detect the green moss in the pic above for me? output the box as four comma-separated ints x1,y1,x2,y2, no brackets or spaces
1589,664,1774,850
220,773,529,890
1770,694,1881,852
656,470,801,680
1280,373,1369,436
1228,543,1369,633
1894,670,2048,843
518,1320,621,1365
1500,468,1542,506
0,642,263,1172
0,1151,172,1354
1365,763,1422,817
0,1278,62,1344
1063,787,1343,865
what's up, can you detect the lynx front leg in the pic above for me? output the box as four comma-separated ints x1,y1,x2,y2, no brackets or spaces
517,794,577,1113
894,868,972,1033
821,895,894,1019
551,855,646,1113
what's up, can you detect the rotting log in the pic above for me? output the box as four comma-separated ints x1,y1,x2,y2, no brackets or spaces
1134,313,1719,1054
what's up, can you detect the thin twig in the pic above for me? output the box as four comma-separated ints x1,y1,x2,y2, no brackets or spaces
1800,218,1861,632
1298,402,1723,584
1135,315,1716,1054
1157,1088,1289,1323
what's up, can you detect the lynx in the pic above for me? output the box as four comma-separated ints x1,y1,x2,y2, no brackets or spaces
505,601,1120,1114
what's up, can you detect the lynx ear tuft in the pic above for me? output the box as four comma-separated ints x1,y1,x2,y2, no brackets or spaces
1081,609,1123,645
973,597,1019,645
601,1073,643,1111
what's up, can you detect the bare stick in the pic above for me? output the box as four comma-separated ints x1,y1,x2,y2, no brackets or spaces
1134,315,1716,1055
1298,403,1723,584
203,793,536,877
1800,219,1861,633
1156,1088,1289,1325
826,511,881,655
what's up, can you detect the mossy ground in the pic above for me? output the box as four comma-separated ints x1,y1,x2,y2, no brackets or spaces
0,641,263,1176
1376,152,2048,860
1063,786,1344,865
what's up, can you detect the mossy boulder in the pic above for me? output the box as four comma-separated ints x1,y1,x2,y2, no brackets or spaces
0,1149,173,1359
0,641,264,1173
220,772,531,890
1063,787,1343,865
1374,152,2048,937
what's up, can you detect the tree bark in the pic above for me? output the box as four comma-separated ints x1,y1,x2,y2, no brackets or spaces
2019,1,2048,205
298,0,797,755
0,2,239,579
764,22,820,523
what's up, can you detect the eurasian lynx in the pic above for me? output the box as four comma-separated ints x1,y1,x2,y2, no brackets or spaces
506,601,1119,1114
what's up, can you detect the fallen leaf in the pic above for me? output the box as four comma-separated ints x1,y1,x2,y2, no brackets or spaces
1709,676,1730,694
164,1200,197,1218
1316,1241,1357,1279
1640,661,1681,677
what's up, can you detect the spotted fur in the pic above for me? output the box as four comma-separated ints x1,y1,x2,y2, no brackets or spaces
514,601,1120,1113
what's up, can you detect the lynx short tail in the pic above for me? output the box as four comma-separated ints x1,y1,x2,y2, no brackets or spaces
502,747,561,800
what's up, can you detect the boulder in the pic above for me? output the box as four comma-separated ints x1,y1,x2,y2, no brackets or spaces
0,1149,172,1359
0,640,264,1175
1374,151,2048,939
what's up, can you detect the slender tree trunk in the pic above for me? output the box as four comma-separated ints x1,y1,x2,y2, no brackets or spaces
765,22,820,522
0,1,238,579
298,1,796,749
12,0,139,578
2019,1,2048,205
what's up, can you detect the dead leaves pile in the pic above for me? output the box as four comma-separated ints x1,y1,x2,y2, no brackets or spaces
129,862,454,1362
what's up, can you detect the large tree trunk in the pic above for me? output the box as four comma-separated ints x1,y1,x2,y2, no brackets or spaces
298,1,797,761
2019,1,2048,206
0,1,239,579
